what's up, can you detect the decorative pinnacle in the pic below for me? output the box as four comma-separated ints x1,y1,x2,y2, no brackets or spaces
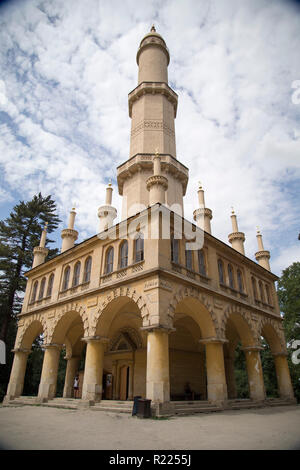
256,226,260,234
108,178,112,187
231,206,235,215
198,181,203,190
155,148,160,158
151,24,156,32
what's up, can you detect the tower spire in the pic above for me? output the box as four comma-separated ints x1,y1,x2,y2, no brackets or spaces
228,208,245,255
193,182,213,234
98,181,117,233
61,208,78,253
255,228,271,271
32,222,49,268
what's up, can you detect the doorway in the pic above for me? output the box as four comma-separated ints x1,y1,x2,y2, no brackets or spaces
119,365,130,400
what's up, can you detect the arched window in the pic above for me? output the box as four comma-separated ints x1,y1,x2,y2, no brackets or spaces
120,241,128,268
135,233,144,262
265,284,271,305
105,247,114,274
237,269,243,293
31,281,38,302
73,261,81,286
171,236,179,264
198,249,206,276
63,266,70,291
46,273,54,297
228,264,234,289
218,259,224,284
252,276,258,300
185,247,193,270
83,256,92,283
38,277,46,300
259,280,265,302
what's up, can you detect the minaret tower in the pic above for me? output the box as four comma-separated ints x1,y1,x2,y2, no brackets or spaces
228,208,245,255
98,182,117,232
255,228,271,271
61,208,78,253
193,182,213,234
32,222,49,268
117,26,189,219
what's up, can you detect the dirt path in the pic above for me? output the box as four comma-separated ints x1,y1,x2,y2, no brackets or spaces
0,405,299,450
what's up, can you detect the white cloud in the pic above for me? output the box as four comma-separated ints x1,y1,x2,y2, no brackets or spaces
0,0,299,276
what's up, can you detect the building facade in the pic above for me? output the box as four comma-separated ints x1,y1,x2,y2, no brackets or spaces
4,27,295,415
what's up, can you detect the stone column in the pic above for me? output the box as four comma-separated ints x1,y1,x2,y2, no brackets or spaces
243,346,265,401
81,336,108,402
63,356,80,398
145,326,171,403
4,348,31,401
273,353,295,400
37,344,62,402
201,338,228,404
224,354,237,399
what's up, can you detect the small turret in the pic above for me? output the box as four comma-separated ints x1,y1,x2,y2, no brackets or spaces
98,181,117,232
255,227,271,271
146,150,168,206
193,182,213,234
228,208,245,255
61,208,78,253
32,222,49,268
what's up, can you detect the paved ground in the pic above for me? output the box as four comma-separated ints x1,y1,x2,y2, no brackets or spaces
0,404,299,450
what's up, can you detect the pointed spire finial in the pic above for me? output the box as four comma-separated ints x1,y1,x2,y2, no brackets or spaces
198,181,203,190
151,24,156,32
256,226,260,234
231,206,235,215
108,178,112,187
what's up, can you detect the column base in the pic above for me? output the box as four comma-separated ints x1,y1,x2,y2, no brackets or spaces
82,383,102,402
207,383,228,404
77,399,95,409
38,383,56,400
151,401,175,417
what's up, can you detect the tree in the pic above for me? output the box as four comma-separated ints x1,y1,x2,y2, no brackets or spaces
0,193,61,343
277,262,300,402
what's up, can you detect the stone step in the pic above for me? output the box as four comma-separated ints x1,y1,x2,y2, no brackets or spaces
174,406,221,415
92,406,132,413
172,400,210,405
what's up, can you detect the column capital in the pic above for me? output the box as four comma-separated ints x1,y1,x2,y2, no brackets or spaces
11,348,31,355
81,335,110,344
199,337,228,345
241,345,263,352
272,351,288,358
141,324,176,334
43,343,63,351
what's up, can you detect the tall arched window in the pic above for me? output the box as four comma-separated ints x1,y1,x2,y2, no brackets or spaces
38,277,46,300
228,264,234,289
63,266,70,291
265,284,271,304
218,259,224,284
73,261,81,286
46,273,54,297
105,247,114,273
171,236,179,264
135,233,144,262
252,276,258,300
237,269,243,293
185,247,193,270
259,280,265,302
120,241,128,268
198,249,206,276
31,281,38,302
83,256,92,283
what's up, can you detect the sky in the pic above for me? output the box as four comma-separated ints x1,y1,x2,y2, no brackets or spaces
0,0,299,277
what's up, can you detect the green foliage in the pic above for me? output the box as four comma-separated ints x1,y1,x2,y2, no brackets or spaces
234,343,249,398
260,340,279,398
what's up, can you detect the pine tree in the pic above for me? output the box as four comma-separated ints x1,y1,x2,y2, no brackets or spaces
0,193,61,343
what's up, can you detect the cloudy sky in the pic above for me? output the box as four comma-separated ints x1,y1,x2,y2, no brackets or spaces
0,0,299,276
